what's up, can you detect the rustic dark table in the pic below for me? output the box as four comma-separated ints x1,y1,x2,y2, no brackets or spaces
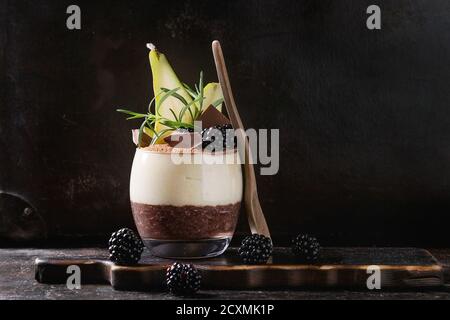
1,248,450,300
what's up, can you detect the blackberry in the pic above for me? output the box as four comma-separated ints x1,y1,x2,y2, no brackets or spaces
238,234,273,264
108,228,144,265
202,124,236,150
166,262,201,296
292,234,321,261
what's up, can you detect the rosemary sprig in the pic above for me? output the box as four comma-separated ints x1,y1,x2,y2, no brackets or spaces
211,98,224,109
169,108,179,122
161,87,188,106
194,71,205,120
182,83,197,99
156,87,181,117
138,119,148,148
117,109,148,120
117,70,220,146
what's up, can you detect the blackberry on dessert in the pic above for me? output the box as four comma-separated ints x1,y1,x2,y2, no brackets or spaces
202,124,237,150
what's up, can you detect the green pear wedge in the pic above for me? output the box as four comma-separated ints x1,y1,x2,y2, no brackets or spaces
202,83,223,112
149,45,194,142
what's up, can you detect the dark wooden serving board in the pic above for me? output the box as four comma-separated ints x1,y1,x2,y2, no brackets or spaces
35,248,445,291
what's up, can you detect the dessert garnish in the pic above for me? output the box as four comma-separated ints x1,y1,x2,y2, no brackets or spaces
197,105,236,150
164,129,202,148
202,124,236,150
108,228,144,265
132,129,152,148
198,104,231,129
292,234,321,261
166,262,202,296
238,234,273,264
117,44,225,148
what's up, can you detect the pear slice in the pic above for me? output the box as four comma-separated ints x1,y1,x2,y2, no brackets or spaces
202,83,223,112
143,127,154,138
148,45,195,143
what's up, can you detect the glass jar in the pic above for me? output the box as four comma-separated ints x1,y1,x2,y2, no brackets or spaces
130,147,242,259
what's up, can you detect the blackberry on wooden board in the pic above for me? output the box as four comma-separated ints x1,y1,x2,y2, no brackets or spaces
238,234,273,264
166,262,202,296
292,234,321,261
108,228,144,265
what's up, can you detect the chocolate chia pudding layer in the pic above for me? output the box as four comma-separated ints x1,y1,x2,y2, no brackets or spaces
132,202,241,240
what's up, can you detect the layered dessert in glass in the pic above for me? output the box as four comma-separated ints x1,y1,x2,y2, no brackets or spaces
130,146,242,258
118,44,242,258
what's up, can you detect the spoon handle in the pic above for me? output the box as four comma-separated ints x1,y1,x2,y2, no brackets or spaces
212,40,271,238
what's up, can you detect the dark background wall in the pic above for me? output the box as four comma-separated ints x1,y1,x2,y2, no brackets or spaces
1,0,450,246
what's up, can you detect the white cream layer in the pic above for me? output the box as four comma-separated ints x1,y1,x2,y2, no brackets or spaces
130,149,243,206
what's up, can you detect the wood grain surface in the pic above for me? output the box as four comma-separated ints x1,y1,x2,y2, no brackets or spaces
35,248,444,291
3,247,450,300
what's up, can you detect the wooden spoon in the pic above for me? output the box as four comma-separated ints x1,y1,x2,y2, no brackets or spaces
212,40,271,238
